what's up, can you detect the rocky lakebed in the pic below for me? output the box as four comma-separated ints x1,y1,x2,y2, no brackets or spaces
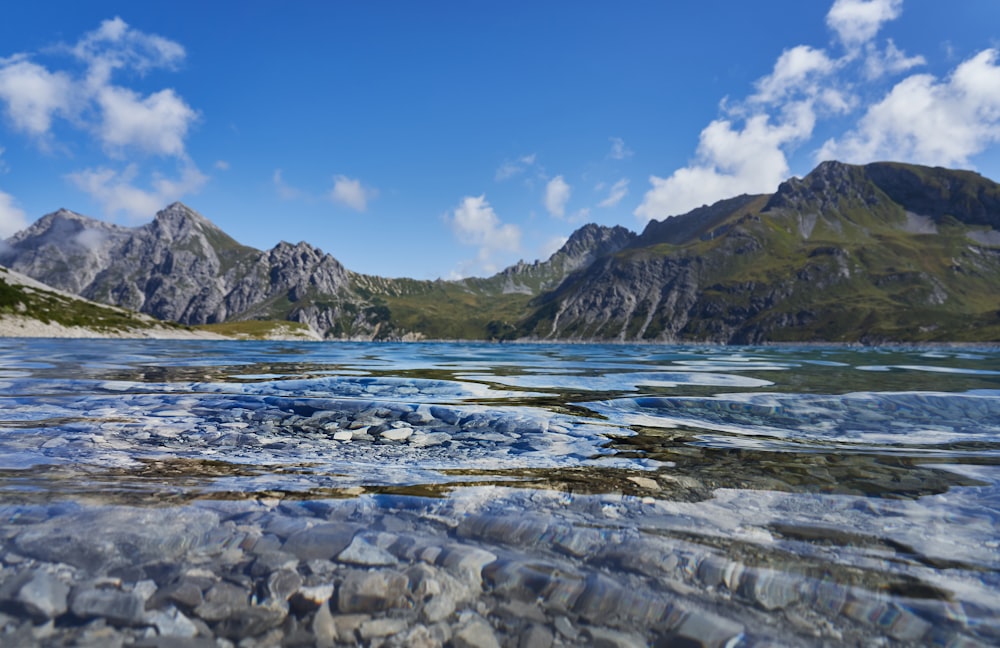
0,339,998,647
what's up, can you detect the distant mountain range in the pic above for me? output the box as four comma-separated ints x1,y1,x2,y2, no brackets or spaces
4,160,1000,343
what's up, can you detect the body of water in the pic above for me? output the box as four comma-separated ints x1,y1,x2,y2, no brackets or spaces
0,339,998,646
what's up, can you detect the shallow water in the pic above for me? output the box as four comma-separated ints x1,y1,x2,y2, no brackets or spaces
1,340,999,646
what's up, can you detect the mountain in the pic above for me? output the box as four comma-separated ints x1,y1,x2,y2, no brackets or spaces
519,161,1000,343
3,161,1000,343
0,264,214,339
0,201,632,340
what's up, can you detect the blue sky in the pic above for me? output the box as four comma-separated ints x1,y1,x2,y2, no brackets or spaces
0,1,998,279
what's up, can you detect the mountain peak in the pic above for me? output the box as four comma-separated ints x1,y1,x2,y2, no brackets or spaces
764,160,876,213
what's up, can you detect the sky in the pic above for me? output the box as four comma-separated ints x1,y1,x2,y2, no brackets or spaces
0,1,998,280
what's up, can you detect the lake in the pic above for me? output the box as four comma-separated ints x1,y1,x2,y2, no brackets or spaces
0,339,998,646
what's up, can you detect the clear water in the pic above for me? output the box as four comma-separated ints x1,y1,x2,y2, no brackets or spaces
1,339,999,646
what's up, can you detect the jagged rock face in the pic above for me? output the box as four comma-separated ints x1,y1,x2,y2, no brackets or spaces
489,224,636,294
0,203,352,329
0,209,130,294
554,223,636,273
765,161,881,214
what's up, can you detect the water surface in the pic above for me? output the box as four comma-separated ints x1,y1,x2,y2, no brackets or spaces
1,340,998,646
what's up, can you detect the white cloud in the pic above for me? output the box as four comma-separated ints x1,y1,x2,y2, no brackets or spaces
72,16,185,88
0,55,75,137
495,153,537,181
0,18,205,218
95,85,196,157
273,169,303,200
863,39,925,79
598,178,629,208
214,160,230,171
634,0,937,223
330,175,375,212
448,195,521,276
819,49,1000,167
68,162,207,221
826,0,902,49
608,137,633,160
544,175,571,218
751,46,838,105
636,103,815,221
0,189,28,237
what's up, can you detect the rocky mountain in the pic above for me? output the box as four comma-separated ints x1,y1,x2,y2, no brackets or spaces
0,200,634,340
0,264,211,339
520,161,1000,343
4,161,1000,343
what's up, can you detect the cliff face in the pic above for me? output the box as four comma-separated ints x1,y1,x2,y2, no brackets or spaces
4,161,1000,343
0,203,373,336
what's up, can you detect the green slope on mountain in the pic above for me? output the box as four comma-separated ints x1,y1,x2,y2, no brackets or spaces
518,162,1000,343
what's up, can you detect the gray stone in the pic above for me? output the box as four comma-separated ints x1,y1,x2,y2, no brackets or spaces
70,586,146,625
674,609,745,648
15,508,219,574
359,617,408,638
267,569,303,601
150,579,204,610
16,570,69,620
452,612,500,648
519,624,554,648
553,615,578,640
337,569,410,614
193,582,248,621
337,536,398,566
585,626,648,648
282,524,356,561
144,605,198,638
211,604,287,639
311,602,337,647
380,426,413,441
331,613,370,642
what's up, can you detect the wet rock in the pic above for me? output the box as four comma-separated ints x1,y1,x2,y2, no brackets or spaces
15,570,69,620
380,426,413,442
282,524,357,561
740,569,800,611
70,585,146,625
331,613,370,642
395,623,444,648
585,626,647,648
452,611,500,648
211,604,287,639
437,544,497,588
519,623,554,648
267,568,303,601
150,579,205,610
311,601,337,646
337,569,410,613
337,536,398,566
144,605,198,638
133,637,217,648
553,615,578,640
673,609,745,648
15,508,219,574
251,549,298,576
193,581,248,621
359,616,408,639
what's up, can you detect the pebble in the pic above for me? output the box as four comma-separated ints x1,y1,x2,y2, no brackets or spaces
337,536,398,566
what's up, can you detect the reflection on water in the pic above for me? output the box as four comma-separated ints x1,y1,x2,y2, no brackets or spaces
0,339,999,646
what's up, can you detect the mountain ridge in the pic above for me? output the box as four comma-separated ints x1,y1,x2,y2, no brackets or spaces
3,160,1000,343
